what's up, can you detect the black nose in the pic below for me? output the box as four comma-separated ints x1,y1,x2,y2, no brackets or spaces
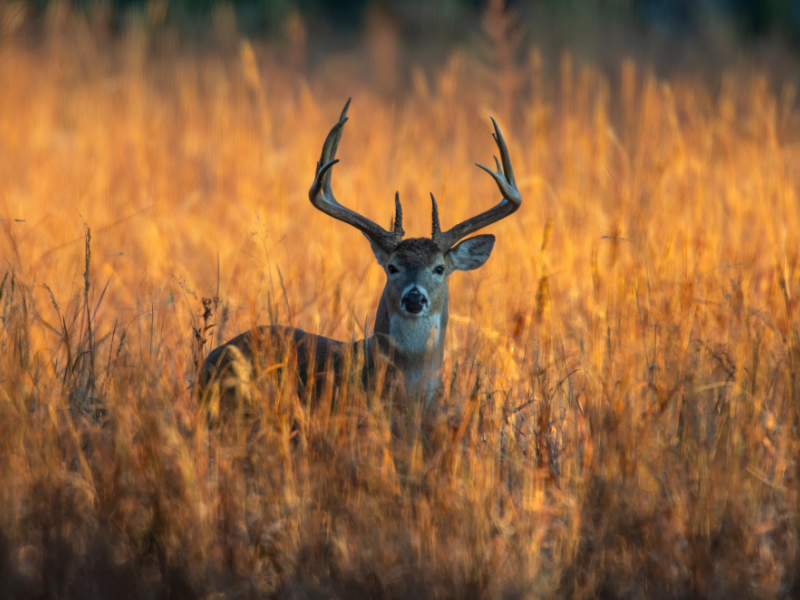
402,289,427,314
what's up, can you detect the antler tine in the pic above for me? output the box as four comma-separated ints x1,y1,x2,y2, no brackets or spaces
326,98,351,169
432,117,522,252
309,100,403,254
430,193,441,239
393,191,404,242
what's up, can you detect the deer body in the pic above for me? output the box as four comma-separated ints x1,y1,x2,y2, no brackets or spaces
200,100,521,416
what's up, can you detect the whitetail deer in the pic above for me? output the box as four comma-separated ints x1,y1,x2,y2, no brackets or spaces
200,99,521,416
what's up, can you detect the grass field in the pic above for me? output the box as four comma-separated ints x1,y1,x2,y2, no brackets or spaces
2,4,800,598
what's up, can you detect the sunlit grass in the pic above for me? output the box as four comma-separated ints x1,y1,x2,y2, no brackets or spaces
1,5,800,598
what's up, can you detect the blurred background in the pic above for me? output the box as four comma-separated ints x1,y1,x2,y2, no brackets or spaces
9,0,800,38
4,0,800,72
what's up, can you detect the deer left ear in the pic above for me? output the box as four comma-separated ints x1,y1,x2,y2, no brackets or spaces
364,233,391,267
446,234,495,272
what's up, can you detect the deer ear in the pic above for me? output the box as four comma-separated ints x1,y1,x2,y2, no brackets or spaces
446,234,495,272
364,233,391,267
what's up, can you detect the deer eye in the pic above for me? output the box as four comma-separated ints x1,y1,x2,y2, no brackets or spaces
387,265,399,275
434,266,445,275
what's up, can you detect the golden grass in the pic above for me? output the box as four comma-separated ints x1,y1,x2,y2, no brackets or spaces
2,7,800,599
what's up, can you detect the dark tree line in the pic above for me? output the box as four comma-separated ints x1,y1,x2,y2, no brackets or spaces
16,0,800,40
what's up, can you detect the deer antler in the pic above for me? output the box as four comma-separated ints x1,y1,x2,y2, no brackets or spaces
431,117,521,252
309,99,404,254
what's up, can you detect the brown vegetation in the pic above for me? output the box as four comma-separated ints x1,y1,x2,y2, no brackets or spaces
2,4,800,598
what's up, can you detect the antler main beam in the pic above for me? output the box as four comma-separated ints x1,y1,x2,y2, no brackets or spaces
431,117,521,252
308,99,404,254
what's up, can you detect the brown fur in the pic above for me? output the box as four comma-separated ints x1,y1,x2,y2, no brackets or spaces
200,327,396,401
390,238,442,265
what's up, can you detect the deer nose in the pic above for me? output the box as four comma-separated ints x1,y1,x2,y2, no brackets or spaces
402,289,428,314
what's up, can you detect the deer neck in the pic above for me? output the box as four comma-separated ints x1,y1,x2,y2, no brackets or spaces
374,289,447,406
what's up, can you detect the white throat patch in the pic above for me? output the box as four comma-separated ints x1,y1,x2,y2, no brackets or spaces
390,313,441,354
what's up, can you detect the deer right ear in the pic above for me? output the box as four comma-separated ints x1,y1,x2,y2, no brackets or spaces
446,234,495,271
364,233,391,267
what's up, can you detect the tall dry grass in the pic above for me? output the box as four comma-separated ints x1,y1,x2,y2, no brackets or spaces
2,4,800,598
